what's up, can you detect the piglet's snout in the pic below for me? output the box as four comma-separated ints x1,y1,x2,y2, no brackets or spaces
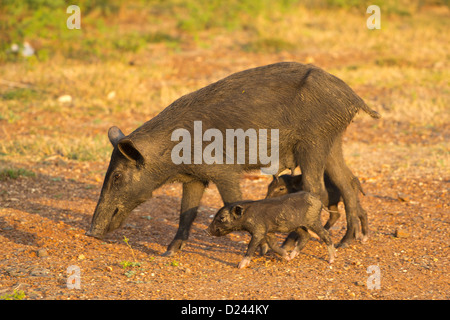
205,225,213,236
206,224,224,236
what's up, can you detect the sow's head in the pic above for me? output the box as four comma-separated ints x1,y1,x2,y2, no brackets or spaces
86,126,157,239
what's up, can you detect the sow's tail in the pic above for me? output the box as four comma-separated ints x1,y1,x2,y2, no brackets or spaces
359,102,381,119
304,64,381,119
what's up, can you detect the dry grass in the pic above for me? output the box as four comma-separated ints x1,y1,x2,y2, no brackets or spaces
0,3,448,168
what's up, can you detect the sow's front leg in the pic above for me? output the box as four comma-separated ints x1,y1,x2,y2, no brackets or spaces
163,180,206,257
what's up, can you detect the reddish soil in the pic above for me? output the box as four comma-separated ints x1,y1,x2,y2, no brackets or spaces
1,118,448,300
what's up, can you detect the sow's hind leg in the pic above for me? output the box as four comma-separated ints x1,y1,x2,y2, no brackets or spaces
325,135,369,247
163,179,207,257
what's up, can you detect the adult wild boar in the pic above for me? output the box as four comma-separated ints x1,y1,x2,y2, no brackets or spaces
86,62,380,256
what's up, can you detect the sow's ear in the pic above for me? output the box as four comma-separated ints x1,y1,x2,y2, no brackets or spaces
231,205,244,219
108,126,125,147
118,139,145,166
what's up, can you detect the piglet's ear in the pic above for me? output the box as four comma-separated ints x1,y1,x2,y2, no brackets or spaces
272,175,279,183
118,139,145,166
231,205,244,218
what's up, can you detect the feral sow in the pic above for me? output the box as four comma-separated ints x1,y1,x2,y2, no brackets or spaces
207,192,336,268
86,62,380,255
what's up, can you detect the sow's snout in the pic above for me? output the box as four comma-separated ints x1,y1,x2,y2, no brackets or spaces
85,200,121,240
85,212,109,239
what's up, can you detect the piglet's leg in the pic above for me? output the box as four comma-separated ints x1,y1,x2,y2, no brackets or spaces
309,224,336,264
281,232,299,251
289,227,311,260
237,256,251,269
238,233,264,269
265,235,289,260
259,239,270,256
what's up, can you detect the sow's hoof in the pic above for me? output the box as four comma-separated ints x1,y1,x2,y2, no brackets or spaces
162,239,186,257
336,228,359,248
337,234,369,249
85,230,104,240
161,250,175,257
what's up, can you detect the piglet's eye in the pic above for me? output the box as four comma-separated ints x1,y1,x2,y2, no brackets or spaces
113,173,122,182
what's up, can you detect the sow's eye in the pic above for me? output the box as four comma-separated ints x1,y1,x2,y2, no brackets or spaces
113,172,122,184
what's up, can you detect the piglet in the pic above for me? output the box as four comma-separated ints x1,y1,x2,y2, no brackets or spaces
265,173,342,230
207,191,336,268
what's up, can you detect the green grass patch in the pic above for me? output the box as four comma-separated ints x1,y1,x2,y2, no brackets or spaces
1,88,39,101
1,0,447,63
0,168,35,180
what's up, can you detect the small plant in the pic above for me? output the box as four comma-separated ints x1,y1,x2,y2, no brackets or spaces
0,290,26,300
120,260,141,269
167,260,180,267
119,236,142,278
122,236,137,263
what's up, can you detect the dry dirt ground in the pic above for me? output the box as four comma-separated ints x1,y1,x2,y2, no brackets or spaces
1,118,448,300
